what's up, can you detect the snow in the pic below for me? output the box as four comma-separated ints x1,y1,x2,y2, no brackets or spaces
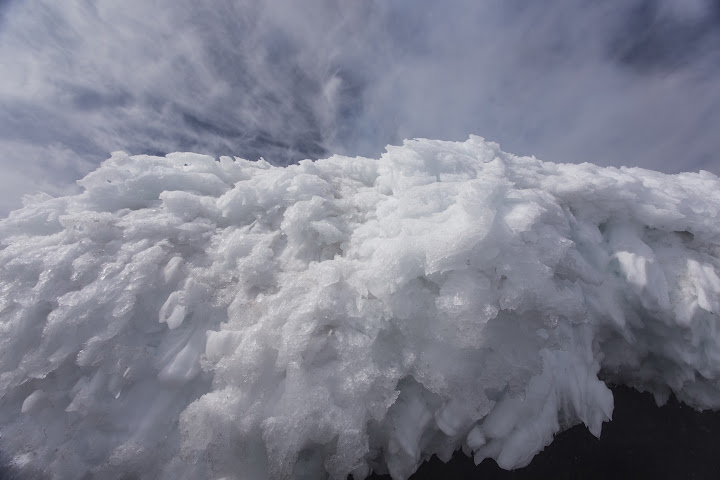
0,136,719,479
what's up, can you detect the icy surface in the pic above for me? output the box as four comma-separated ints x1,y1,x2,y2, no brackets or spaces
1,136,720,479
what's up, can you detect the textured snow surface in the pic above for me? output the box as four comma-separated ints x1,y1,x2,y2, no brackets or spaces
1,136,720,479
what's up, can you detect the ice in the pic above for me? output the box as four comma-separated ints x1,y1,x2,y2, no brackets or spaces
1,136,720,479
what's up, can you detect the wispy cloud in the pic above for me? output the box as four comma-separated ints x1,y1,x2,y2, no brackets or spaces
1,0,718,215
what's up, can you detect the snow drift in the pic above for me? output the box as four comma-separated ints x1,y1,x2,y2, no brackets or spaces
1,136,719,479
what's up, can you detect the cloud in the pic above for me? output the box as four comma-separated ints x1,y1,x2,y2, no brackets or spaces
0,0,719,215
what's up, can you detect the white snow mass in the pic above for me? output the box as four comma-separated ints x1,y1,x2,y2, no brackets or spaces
1,136,720,479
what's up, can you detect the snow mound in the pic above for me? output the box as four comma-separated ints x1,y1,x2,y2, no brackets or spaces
1,136,720,479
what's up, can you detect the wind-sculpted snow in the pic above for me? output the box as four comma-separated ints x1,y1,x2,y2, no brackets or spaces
1,137,720,479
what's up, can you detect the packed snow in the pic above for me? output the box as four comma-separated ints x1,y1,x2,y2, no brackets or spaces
1,136,719,479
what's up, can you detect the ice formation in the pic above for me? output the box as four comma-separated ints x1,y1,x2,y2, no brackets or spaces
1,136,719,479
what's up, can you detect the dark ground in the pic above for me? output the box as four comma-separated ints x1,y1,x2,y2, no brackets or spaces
368,385,720,480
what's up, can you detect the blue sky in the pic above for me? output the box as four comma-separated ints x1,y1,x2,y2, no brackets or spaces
1,0,719,215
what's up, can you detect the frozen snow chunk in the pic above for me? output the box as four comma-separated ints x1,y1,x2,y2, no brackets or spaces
688,259,720,314
159,292,187,330
21,389,48,414
159,278,202,330
158,333,204,386
435,399,470,437
389,393,433,459
160,190,218,222
608,223,670,312
163,256,184,284
217,183,259,226
205,330,243,362
466,425,486,450
504,202,547,234
309,261,342,287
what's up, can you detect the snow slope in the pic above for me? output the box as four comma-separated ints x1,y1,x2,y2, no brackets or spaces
1,136,719,479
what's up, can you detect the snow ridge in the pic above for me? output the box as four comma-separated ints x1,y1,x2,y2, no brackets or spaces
1,136,719,479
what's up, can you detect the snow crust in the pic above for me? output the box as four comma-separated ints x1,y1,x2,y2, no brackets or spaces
1,136,720,479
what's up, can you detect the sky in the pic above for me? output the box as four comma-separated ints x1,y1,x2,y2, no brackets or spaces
0,0,719,216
